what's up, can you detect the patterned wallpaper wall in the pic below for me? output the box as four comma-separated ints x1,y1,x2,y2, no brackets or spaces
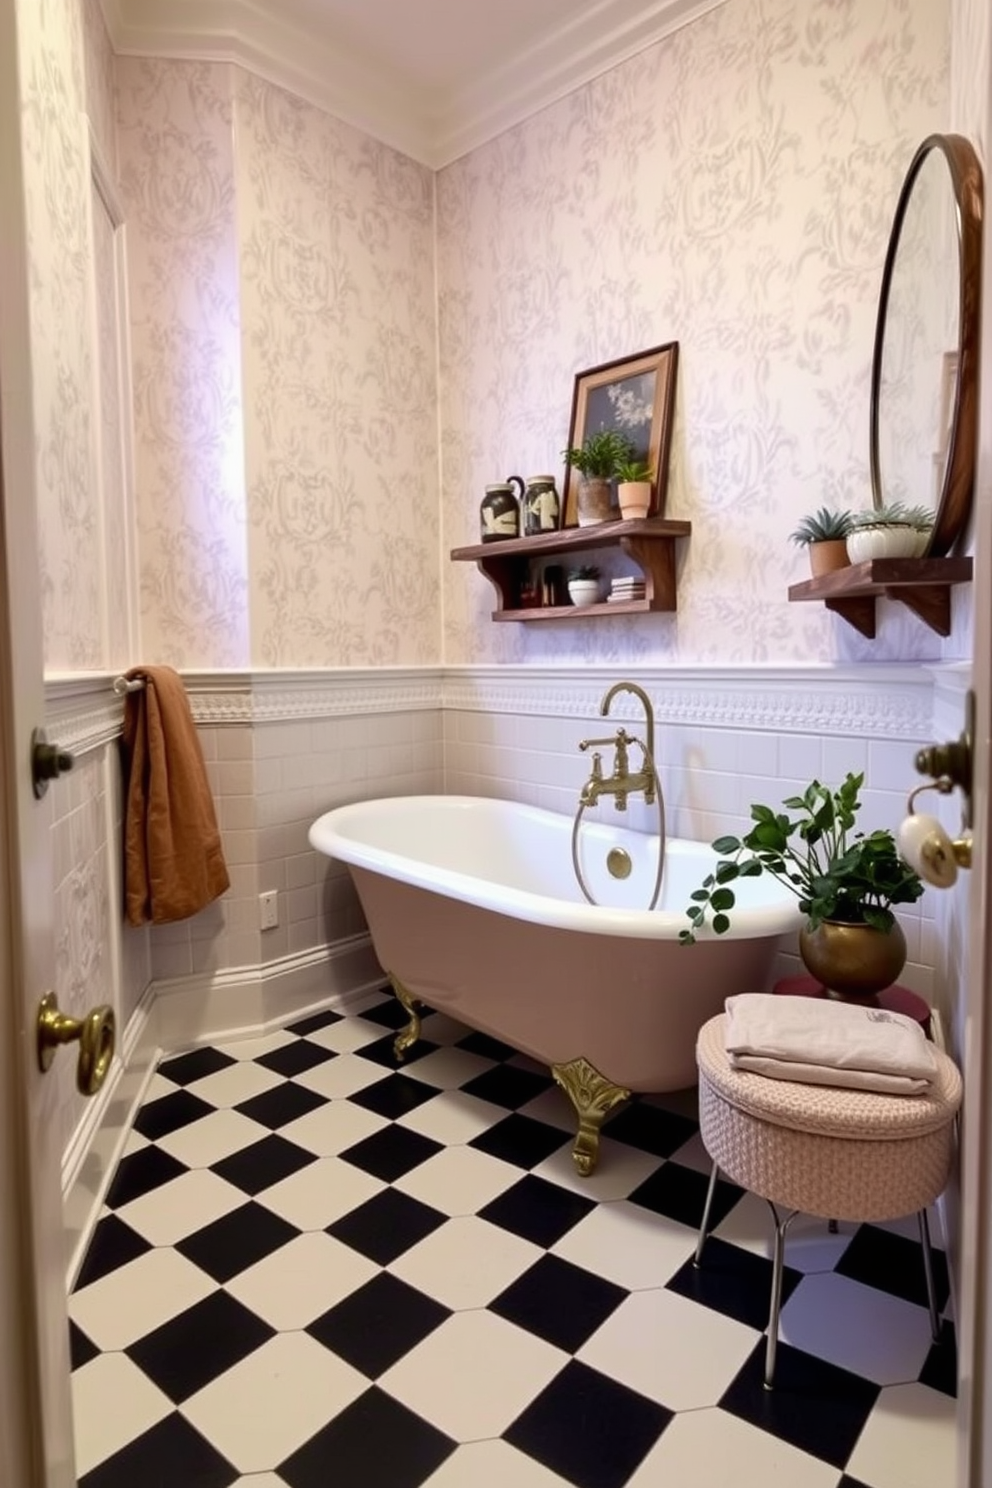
437,0,950,666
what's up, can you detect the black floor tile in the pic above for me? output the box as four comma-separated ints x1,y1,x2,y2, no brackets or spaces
456,1029,517,1061
235,1080,326,1130
328,1188,446,1265
666,1235,802,1332
279,1386,456,1488
835,1223,950,1312
104,1146,188,1210
506,1359,671,1488
603,1100,698,1158
355,1033,440,1070
69,1320,100,1371
919,1318,958,1398
308,1273,450,1377
340,1125,443,1183
479,1174,596,1248
469,1113,569,1170
73,1214,152,1290
629,1161,743,1231
492,1254,628,1353
176,1201,301,1283
211,1134,317,1196
125,1290,274,1404
350,1073,440,1121
158,1046,237,1087
132,1089,217,1141
462,1063,553,1109
358,996,410,1029
78,1412,237,1488
837,1478,874,1487
720,1340,880,1469
286,1008,344,1036
255,1040,338,1078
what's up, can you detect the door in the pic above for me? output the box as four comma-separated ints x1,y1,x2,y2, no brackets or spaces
0,0,76,1481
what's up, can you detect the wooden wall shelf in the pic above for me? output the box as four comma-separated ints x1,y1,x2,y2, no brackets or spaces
788,556,973,638
450,518,691,621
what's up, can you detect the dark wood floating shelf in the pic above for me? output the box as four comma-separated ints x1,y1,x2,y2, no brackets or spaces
450,517,692,621
788,556,973,638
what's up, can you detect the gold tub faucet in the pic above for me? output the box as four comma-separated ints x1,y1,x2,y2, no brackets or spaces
578,682,657,811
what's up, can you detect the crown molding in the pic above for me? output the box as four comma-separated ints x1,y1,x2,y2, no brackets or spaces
101,0,729,168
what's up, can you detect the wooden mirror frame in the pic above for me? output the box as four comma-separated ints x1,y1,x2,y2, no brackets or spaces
869,133,983,557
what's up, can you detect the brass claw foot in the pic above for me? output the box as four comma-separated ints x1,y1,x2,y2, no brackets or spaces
388,974,421,1062
551,1056,630,1176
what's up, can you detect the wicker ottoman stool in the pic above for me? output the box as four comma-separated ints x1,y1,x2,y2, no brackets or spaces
693,1012,963,1388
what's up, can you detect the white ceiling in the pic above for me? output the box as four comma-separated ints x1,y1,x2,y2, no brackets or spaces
105,0,729,166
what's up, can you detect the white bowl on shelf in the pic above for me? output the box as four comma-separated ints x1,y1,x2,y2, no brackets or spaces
846,525,930,563
567,579,601,607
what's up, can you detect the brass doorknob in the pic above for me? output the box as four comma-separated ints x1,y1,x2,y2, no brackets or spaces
37,993,115,1096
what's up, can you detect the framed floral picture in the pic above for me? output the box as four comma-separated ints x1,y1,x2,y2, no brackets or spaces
562,342,679,527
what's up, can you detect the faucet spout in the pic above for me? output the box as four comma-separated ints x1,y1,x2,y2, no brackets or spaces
599,682,656,804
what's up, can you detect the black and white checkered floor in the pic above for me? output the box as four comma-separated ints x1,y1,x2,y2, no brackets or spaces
70,991,958,1488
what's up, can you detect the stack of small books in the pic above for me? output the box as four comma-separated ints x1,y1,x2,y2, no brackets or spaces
608,576,646,603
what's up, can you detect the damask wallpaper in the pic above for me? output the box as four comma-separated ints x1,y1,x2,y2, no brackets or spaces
437,0,950,665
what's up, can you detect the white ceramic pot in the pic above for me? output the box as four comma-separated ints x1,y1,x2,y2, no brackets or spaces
568,579,601,607
846,524,927,563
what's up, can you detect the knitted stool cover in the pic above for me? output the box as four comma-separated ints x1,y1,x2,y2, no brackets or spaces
696,1013,962,1223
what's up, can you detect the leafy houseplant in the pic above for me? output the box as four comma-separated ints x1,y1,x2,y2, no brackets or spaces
562,431,636,526
789,506,854,578
680,773,925,994
615,458,654,484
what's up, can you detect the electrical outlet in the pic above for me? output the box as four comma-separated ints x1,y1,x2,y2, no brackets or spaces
259,890,279,930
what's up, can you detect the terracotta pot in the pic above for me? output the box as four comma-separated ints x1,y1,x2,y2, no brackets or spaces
618,481,652,520
577,476,616,526
808,539,850,577
798,919,907,998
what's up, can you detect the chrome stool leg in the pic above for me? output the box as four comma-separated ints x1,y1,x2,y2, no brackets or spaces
918,1208,941,1342
694,1161,720,1267
764,1201,798,1390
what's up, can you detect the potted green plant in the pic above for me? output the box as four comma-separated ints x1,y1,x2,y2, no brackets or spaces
846,502,935,562
789,506,854,578
680,772,924,996
615,458,655,520
567,564,602,606
562,430,635,526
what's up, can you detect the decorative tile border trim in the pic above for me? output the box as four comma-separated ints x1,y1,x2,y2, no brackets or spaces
46,662,941,753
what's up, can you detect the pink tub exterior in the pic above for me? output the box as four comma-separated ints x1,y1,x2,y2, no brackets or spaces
310,796,800,1094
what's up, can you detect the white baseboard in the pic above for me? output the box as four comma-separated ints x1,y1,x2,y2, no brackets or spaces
63,934,386,1288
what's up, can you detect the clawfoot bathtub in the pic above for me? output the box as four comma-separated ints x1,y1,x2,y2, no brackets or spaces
309,796,799,1174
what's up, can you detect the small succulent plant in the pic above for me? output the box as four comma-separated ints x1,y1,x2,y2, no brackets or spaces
850,502,935,530
615,458,654,483
788,507,854,547
569,565,600,581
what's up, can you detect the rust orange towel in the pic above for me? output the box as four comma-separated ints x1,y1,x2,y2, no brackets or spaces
121,665,231,925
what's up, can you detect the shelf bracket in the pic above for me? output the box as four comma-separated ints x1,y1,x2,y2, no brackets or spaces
824,596,876,639
885,586,952,637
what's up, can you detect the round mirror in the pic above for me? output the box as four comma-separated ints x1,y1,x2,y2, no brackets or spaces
870,134,982,556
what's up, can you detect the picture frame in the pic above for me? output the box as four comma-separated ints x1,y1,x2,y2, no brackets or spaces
562,342,679,527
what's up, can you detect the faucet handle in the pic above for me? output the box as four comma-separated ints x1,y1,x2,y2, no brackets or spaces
579,735,623,752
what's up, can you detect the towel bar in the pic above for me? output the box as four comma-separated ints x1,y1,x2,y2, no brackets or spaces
113,675,145,695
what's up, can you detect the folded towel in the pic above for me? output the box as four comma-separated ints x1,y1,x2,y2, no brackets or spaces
724,993,937,1088
121,665,231,925
730,1054,932,1096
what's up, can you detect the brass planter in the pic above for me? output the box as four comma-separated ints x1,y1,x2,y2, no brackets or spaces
798,919,907,998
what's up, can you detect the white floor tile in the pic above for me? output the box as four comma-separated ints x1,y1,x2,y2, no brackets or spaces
279,1098,388,1156
389,1216,542,1310
516,1088,574,1132
845,1382,958,1488
781,1273,937,1385
226,1231,378,1330
665,1129,714,1175
184,1060,284,1108
156,1109,272,1168
228,1478,289,1487
212,1030,297,1061
115,1169,245,1246
551,1201,695,1291
182,1331,367,1474
70,1247,216,1350
532,1138,661,1203
420,1012,475,1047
396,1090,509,1145
394,1145,521,1215
578,1287,759,1409
121,1129,151,1158
304,1017,384,1054
423,1439,569,1486
404,1046,496,1090
381,1310,565,1442
257,1155,384,1231
142,1071,181,1102
714,1193,857,1272
71,1353,172,1478
293,1052,387,1100
627,1407,839,1487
